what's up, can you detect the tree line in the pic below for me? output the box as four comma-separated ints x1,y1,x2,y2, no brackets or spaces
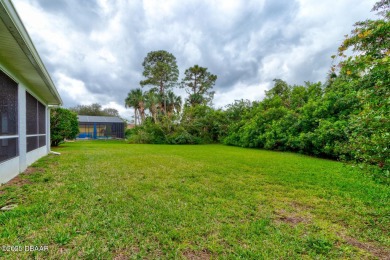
125,1,389,181
69,103,120,117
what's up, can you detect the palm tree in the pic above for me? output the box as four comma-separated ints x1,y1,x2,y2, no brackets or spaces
144,90,161,123
125,88,145,125
186,93,204,107
166,90,182,118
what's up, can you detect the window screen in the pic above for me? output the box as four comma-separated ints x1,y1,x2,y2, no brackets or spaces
27,136,38,152
0,70,18,136
0,138,18,163
39,135,46,147
26,92,46,152
26,92,38,135
38,102,45,134
0,70,19,163
112,123,125,138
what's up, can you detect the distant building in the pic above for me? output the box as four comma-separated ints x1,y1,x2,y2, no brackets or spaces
127,123,135,129
0,0,62,183
77,115,125,139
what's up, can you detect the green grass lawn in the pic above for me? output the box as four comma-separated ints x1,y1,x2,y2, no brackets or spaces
0,141,389,259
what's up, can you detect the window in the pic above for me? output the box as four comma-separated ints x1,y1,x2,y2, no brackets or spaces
112,123,125,138
0,70,18,163
26,92,46,152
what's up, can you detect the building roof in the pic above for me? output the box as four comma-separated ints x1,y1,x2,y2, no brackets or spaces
78,115,125,123
0,0,62,105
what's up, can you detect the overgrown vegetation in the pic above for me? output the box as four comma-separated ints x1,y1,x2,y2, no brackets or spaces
124,2,389,181
1,141,388,259
224,1,389,181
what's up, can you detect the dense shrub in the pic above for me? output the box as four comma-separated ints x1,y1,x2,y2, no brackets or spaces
166,128,202,144
50,108,79,146
127,120,166,144
127,105,228,145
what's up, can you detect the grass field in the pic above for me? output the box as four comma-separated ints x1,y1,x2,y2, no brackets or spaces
0,141,389,259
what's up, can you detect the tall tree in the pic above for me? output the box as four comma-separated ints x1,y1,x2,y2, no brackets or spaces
181,65,217,106
125,88,146,125
140,50,179,113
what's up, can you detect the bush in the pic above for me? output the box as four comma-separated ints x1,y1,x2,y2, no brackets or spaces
166,128,202,144
126,120,167,144
125,128,132,139
50,108,79,146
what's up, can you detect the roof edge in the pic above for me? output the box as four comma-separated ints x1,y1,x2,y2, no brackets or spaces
77,115,125,123
0,0,62,105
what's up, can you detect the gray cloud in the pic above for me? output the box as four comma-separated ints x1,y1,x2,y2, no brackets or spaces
34,0,102,32
13,0,377,118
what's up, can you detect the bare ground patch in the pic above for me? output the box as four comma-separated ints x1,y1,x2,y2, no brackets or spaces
339,234,390,260
23,167,44,175
290,201,315,211
0,167,44,190
113,246,140,260
182,249,212,260
274,209,311,226
113,252,129,260
0,167,44,202
58,246,69,255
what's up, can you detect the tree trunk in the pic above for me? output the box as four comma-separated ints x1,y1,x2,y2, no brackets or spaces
134,108,138,126
152,107,158,123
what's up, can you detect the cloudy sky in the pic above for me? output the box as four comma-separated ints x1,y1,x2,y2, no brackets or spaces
13,0,376,120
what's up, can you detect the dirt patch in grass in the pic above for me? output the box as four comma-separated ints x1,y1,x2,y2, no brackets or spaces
113,247,140,259
274,209,310,226
290,201,314,211
23,167,44,175
0,167,43,196
278,215,308,225
0,174,31,189
182,249,212,260
58,247,68,254
340,234,390,260
5,175,30,187
113,253,128,260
